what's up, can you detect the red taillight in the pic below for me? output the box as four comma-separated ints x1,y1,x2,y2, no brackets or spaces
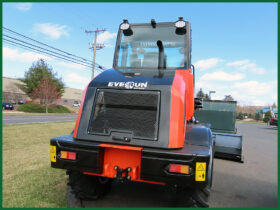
60,151,76,160
169,164,189,174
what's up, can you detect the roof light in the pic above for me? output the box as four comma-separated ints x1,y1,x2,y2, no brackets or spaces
120,19,133,36
175,17,187,35
175,17,186,28
120,19,130,30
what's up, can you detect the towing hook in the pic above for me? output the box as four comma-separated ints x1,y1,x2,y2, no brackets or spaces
114,166,132,181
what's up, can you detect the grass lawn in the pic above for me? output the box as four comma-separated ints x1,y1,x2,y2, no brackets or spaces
3,121,75,208
236,119,266,124
63,105,80,114
17,103,72,113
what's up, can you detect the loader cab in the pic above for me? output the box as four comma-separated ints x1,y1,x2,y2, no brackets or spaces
113,18,191,72
72,18,195,149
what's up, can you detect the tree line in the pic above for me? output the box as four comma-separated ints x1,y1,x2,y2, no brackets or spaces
196,88,234,101
17,59,65,113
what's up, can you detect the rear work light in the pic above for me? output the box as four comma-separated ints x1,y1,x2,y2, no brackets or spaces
60,151,76,160
169,164,189,174
120,19,133,36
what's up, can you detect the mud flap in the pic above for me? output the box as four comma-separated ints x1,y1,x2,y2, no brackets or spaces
213,132,244,163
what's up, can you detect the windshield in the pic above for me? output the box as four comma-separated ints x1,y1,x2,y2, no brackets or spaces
114,24,187,70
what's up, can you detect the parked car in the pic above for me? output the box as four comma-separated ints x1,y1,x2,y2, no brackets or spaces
73,102,80,107
269,117,278,126
2,102,14,110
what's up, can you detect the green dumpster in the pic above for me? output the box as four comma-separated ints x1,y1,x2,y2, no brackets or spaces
195,100,237,133
194,100,243,162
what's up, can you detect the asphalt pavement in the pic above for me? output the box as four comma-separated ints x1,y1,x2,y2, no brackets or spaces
82,122,278,208
210,122,278,207
3,114,77,125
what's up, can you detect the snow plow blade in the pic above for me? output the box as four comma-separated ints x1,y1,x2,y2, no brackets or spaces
213,132,243,162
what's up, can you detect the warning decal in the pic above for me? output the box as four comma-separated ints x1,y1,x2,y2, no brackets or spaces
195,162,206,181
50,146,56,162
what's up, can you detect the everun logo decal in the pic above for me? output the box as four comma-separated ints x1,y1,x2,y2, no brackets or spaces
108,82,148,89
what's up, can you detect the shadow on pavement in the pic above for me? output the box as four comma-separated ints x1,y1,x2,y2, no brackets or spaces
210,170,278,208
82,168,277,208
82,181,177,207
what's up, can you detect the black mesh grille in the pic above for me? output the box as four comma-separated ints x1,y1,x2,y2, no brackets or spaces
88,89,160,140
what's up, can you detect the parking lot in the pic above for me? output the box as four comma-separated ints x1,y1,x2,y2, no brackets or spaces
83,122,278,207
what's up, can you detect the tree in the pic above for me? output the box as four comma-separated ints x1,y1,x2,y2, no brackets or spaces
196,88,205,99
263,110,272,123
17,59,64,99
255,112,261,121
224,95,234,101
196,88,211,100
31,78,62,113
236,112,244,120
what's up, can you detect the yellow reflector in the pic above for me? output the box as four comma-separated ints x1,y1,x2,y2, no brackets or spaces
195,162,206,181
50,146,56,162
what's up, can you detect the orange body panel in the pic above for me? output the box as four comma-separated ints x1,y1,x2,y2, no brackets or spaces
99,143,142,151
185,69,194,120
83,144,165,185
168,69,194,148
73,84,89,138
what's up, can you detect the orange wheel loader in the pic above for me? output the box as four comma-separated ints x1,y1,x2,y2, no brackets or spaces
50,17,214,207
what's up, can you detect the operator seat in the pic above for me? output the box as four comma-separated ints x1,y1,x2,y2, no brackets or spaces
142,52,167,68
142,52,159,68
129,53,141,67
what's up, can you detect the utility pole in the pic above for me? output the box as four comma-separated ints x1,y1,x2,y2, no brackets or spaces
85,28,106,79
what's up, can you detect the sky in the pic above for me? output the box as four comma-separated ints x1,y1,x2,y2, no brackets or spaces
2,2,278,106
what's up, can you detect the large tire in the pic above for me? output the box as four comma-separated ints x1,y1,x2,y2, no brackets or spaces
66,170,112,207
67,185,83,208
176,145,214,207
176,186,211,207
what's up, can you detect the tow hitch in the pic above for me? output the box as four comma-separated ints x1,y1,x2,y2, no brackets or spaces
114,166,132,182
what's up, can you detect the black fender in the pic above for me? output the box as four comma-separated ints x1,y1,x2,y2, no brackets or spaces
185,124,214,150
185,124,214,186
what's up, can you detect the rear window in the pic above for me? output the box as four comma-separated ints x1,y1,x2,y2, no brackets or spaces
88,89,160,140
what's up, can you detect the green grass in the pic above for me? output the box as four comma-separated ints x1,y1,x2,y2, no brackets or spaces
3,121,75,207
63,105,80,114
17,103,72,113
236,119,266,124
